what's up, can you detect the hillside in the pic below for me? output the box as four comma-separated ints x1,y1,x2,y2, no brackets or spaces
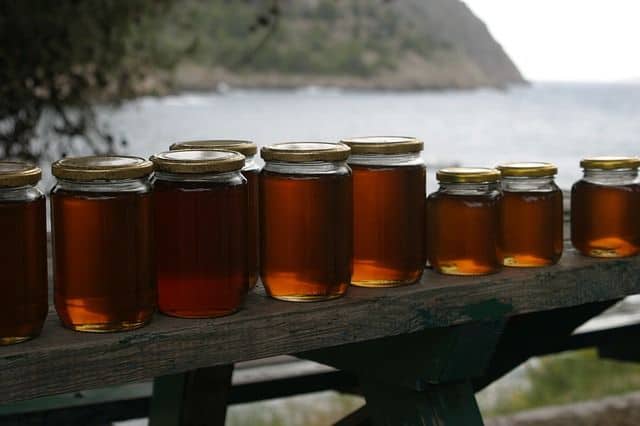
157,0,525,91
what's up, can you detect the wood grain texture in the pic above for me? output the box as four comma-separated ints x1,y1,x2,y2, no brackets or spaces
1,246,640,404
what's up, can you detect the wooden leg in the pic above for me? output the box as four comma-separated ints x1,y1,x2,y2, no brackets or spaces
361,380,483,426
149,364,234,426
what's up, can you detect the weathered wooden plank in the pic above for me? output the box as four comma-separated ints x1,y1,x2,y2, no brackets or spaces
1,248,640,404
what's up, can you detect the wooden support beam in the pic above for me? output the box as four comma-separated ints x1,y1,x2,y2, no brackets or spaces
361,380,483,426
149,365,233,426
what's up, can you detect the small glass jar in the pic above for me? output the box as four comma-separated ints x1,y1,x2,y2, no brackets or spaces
260,142,352,301
497,162,563,267
51,156,155,332
428,167,501,275
170,140,260,289
341,136,426,287
151,149,248,318
0,162,47,344
571,156,640,257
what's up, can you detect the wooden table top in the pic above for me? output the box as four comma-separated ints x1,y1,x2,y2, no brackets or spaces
1,245,639,404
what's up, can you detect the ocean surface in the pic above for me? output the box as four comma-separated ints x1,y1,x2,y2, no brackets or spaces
100,81,640,191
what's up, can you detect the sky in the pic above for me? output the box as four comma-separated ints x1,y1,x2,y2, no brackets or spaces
463,0,640,82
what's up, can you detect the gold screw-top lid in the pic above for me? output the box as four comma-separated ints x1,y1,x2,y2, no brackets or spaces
52,155,153,181
0,161,41,187
261,142,350,162
436,167,501,183
169,139,257,156
151,149,245,174
580,156,640,170
340,136,423,155
497,162,558,177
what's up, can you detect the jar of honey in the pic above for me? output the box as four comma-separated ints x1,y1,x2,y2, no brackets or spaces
151,149,248,317
0,162,47,344
341,136,426,287
428,167,501,275
571,156,640,257
497,162,563,267
170,140,260,289
51,156,155,332
260,142,352,301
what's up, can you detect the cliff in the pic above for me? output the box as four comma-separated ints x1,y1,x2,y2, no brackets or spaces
161,0,525,91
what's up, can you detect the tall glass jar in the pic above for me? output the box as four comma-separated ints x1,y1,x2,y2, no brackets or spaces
151,149,248,318
571,156,640,257
497,162,563,267
51,156,155,332
170,140,260,289
0,162,48,344
428,167,501,275
341,136,425,287
260,142,352,301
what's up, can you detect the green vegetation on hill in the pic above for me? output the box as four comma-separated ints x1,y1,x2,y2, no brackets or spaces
156,0,524,90
163,0,449,77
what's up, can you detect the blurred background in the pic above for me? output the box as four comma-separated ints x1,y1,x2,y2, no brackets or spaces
2,1,640,424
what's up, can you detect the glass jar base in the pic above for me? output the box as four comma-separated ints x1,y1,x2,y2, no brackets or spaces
65,319,151,333
351,278,418,288
584,249,639,258
502,255,558,268
160,308,239,319
0,335,37,345
269,294,345,302
435,260,499,276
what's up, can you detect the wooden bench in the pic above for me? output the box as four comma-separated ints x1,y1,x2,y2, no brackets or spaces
2,239,640,425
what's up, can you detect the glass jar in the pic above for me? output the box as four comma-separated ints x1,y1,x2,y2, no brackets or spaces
151,149,248,318
571,156,640,257
51,156,155,332
260,142,352,301
170,140,260,289
341,136,425,287
0,162,47,344
427,167,501,275
497,162,563,267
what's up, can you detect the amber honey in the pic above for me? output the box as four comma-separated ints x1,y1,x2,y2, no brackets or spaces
428,168,501,275
0,162,48,345
497,162,563,267
260,142,352,301
342,136,426,286
571,157,640,258
152,149,248,318
170,140,260,288
572,180,640,257
499,191,563,266
51,156,155,332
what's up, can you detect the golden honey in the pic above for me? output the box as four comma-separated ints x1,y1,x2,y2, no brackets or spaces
0,162,47,344
260,142,352,301
428,167,501,275
571,157,640,257
51,156,155,332
342,136,425,286
152,149,248,318
497,162,563,267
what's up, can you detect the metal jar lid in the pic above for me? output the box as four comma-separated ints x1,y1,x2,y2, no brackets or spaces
497,162,558,177
151,149,245,174
52,155,153,181
170,140,257,156
0,161,41,187
341,136,423,155
580,156,640,170
436,167,501,184
261,142,350,162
